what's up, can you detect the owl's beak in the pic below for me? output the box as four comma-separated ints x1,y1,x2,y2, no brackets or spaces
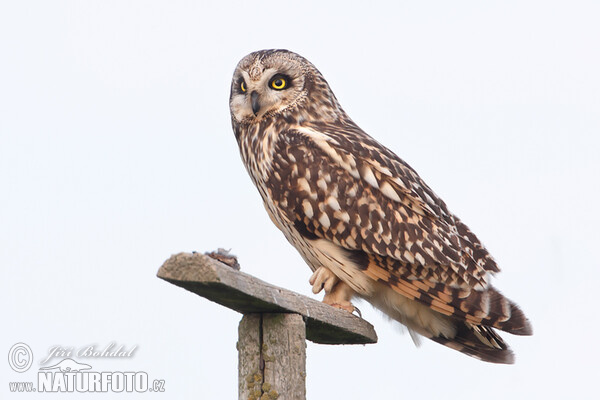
251,91,261,116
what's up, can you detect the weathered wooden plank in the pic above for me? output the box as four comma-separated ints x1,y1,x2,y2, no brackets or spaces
157,252,377,345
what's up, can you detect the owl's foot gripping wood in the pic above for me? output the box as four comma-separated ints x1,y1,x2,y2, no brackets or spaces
309,267,358,315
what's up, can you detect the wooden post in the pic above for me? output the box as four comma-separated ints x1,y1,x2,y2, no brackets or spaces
238,314,306,400
157,252,377,399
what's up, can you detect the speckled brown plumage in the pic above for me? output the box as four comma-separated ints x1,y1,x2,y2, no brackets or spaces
229,49,532,363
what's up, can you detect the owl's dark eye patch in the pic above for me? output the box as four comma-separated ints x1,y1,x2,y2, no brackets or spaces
238,78,247,94
269,74,291,90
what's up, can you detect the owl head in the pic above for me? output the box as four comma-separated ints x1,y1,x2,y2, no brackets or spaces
229,49,343,125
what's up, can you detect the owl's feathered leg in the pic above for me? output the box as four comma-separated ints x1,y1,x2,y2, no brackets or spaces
309,267,357,313
309,266,338,294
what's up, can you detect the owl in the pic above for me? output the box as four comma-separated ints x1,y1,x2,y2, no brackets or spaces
229,49,532,364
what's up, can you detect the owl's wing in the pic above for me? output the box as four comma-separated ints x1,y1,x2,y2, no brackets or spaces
267,127,529,334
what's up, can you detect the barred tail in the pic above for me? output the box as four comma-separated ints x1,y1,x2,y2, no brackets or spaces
428,322,515,364
462,286,533,336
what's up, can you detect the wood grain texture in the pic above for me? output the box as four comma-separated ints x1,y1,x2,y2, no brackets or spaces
157,252,377,345
238,314,306,400
262,314,306,400
238,314,262,400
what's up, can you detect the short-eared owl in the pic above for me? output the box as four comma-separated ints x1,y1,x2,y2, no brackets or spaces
229,49,532,363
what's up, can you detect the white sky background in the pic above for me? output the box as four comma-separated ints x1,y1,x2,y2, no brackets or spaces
1,1,599,398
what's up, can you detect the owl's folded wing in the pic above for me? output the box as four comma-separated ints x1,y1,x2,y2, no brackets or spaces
265,129,530,334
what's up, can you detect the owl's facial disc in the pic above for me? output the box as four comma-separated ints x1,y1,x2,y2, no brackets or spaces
247,74,292,117
231,69,300,121
230,52,307,123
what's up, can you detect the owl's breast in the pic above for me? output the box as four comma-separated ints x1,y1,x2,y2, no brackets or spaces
236,122,323,272
237,123,280,187
236,122,289,228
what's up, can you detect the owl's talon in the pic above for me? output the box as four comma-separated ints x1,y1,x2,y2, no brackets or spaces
322,280,357,315
328,302,356,314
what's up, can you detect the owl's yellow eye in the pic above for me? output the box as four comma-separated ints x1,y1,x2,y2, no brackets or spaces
271,78,286,90
240,80,247,92
269,75,288,90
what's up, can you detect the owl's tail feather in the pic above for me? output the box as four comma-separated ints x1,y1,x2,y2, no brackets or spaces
463,286,533,336
428,322,515,364
370,280,527,364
